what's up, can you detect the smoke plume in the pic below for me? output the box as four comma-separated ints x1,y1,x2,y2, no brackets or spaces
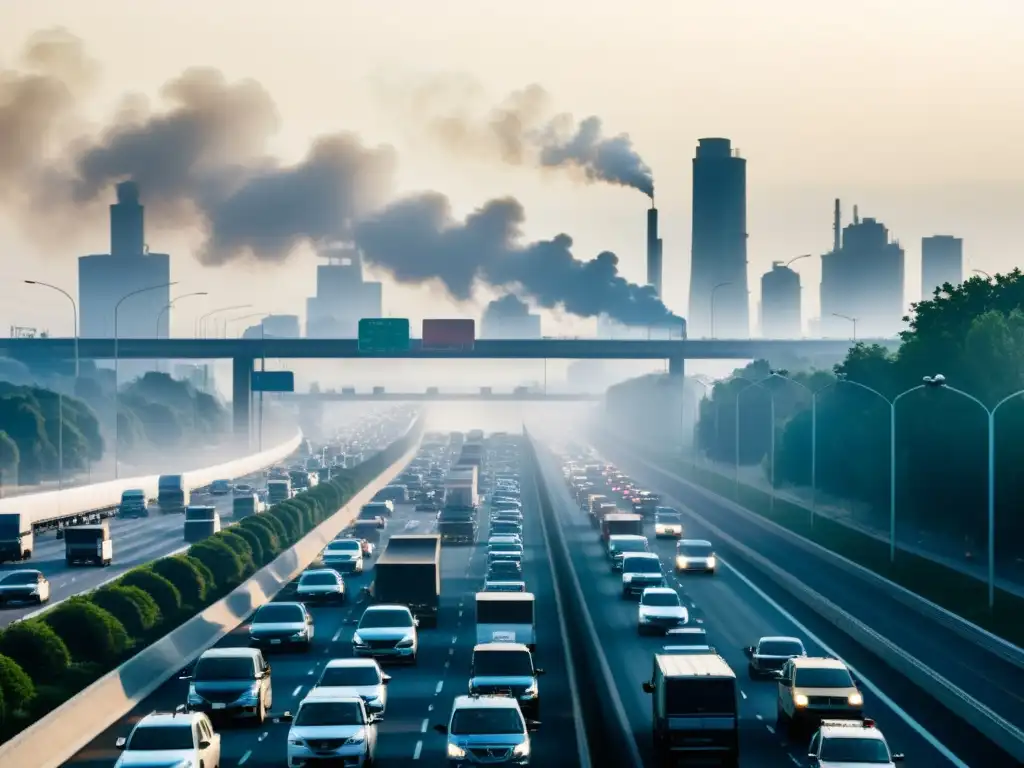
380,75,654,197
354,193,679,327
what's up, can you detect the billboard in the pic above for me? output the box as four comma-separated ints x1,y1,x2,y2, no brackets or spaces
422,319,475,350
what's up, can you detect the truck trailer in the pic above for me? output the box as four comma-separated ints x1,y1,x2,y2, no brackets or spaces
372,534,441,627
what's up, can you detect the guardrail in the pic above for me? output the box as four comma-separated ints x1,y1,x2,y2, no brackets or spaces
0,438,420,768
0,432,304,528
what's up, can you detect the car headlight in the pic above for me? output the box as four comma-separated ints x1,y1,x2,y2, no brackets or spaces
522,681,538,697
794,694,809,707
29,585,40,594
288,736,304,746
706,556,717,569
676,556,688,567
352,633,368,647
292,629,307,638
396,635,414,648
848,692,863,706
623,574,634,583
639,613,651,623
346,732,365,745
513,741,531,757
447,743,466,758
238,683,260,702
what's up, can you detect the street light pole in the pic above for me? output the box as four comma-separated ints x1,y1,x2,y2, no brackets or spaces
24,280,79,490
832,312,858,341
196,305,252,339
114,281,178,478
971,269,992,281
710,282,732,338
156,291,208,338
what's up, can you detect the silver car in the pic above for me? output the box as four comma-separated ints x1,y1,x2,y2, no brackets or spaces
637,587,688,634
296,569,346,604
351,605,419,664
283,692,379,768
435,694,537,766
322,539,365,574
315,658,390,714
248,602,314,651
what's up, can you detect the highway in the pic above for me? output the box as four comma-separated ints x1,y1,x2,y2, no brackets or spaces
59,456,581,767
549,438,1019,767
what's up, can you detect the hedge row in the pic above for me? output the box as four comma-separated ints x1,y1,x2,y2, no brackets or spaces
0,417,421,742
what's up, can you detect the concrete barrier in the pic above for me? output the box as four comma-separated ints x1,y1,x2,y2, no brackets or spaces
0,439,420,768
0,432,304,527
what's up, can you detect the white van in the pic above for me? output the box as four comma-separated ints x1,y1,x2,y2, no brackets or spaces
475,592,536,651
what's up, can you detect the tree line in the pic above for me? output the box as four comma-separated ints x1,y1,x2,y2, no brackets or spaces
695,268,1024,557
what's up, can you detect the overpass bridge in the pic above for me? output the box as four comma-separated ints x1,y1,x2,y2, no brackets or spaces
0,336,897,442
293,391,602,402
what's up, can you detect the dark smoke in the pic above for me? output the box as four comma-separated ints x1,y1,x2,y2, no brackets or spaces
383,76,654,196
354,193,679,327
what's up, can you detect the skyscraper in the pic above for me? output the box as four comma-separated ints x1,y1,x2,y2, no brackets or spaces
921,235,963,300
305,244,383,337
79,182,170,381
688,138,749,338
760,262,802,338
820,203,905,338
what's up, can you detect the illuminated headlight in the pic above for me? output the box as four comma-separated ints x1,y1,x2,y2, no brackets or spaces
794,694,809,707
676,557,689,568
513,741,531,757
521,682,538,698
352,633,368,648
238,683,260,703
706,556,716,569
447,743,466,758
848,692,863,706
623,574,634,583
396,636,414,648
291,629,307,639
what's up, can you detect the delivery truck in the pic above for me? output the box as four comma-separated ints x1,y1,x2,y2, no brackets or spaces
371,535,441,627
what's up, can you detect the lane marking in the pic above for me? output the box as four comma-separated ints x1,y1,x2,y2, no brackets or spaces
291,685,303,697
766,724,776,734
258,731,268,742
413,740,423,759
788,755,801,766
740,690,747,700
238,749,252,765
421,718,429,733
719,554,970,768
332,627,344,642
435,680,444,694
306,668,314,676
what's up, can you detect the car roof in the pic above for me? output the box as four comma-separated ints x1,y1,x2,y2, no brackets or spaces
323,658,380,670
200,647,261,660
641,587,677,596
301,691,365,704
136,711,202,728
473,642,530,653
678,539,712,547
622,552,660,560
819,720,886,741
453,694,521,710
609,534,647,542
666,627,707,636
363,603,412,613
302,568,341,577
1,569,41,578
476,591,534,602
792,656,847,669
758,635,803,645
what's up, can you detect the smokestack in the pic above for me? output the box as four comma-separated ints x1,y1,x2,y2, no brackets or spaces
110,181,145,257
647,203,662,297
833,198,841,252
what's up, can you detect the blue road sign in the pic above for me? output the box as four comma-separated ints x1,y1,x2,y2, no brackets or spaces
251,371,295,392
358,318,411,353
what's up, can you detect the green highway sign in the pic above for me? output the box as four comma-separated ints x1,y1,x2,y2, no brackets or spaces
358,318,411,353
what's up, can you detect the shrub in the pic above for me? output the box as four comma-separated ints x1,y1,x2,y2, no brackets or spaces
217,531,256,576
151,555,208,607
231,526,266,567
0,621,71,682
118,568,182,621
0,653,34,714
42,598,129,665
91,585,160,637
188,538,244,590
257,511,288,543
0,684,6,726
184,554,215,591
239,516,280,560
271,504,302,543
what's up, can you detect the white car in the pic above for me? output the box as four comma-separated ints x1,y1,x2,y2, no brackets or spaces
0,569,50,605
322,539,365,574
284,692,380,768
621,552,664,598
653,507,684,538
663,627,713,654
315,658,391,714
296,568,346,604
637,587,689,634
808,718,904,766
352,604,419,664
114,711,220,768
675,539,717,573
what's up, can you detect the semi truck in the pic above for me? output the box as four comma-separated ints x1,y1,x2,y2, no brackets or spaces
157,474,190,513
444,467,479,510
602,512,644,542
456,441,485,470
184,505,222,542
372,534,441,627
64,521,113,566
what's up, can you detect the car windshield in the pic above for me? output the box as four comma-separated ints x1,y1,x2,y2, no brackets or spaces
253,604,304,624
489,563,519,574
623,557,660,573
450,708,524,735
473,650,534,677
360,609,412,628
614,540,647,553
319,665,381,687
819,737,890,762
1,572,37,585
301,572,338,586
127,725,194,751
642,592,680,607
328,541,360,552
679,543,713,557
193,656,255,681
794,668,854,688
759,640,804,656
295,701,365,726
656,511,681,521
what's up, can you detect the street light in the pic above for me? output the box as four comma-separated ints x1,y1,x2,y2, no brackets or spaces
710,282,732,338
687,377,714,467
114,281,178,478
156,291,208,338
786,254,812,269
24,280,79,490
224,312,269,338
971,269,992,281
922,374,1024,609
832,312,858,341
196,305,253,338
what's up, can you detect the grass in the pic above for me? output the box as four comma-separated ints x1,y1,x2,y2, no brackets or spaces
622,439,1024,649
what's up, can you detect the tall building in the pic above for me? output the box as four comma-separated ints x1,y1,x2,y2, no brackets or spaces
646,204,663,297
480,295,541,339
305,244,383,337
688,138,749,338
760,262,802,338
78,182,170,382
820,202,905,339
921,235,963,300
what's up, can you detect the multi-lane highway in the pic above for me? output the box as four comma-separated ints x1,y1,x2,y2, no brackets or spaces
544,439,1019,767
59,453,580,767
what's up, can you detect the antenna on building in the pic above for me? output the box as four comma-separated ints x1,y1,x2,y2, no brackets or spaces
833,199,842,252
853,205,860,225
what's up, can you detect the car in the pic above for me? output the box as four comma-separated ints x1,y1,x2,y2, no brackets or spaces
210,479,232,495
776,657,864,736
114,710,220,768
184,647,273,723
296,568,346,603
653,507,684,538
314,658,390,714
352,604,419,664
0,569,50,605
483,580,527,593
662,627,714,654
233,483,255,496
675,539,717,573
607,534,649,572
322,539,365,574
745,636,807,679
248,601,314,651
434,694,538,765
281,692,380,768
468,642,545,719
488,558,523,580
808,718,904,766
637,587,688,634
621,552,664,598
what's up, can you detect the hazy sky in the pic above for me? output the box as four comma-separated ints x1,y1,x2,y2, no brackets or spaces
3,0,1023,340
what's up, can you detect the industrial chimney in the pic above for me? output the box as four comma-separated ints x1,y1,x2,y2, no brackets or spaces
646,201,663,297
833,198,841,252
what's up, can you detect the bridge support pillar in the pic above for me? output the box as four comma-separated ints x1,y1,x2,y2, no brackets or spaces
668,356,685,377
232,356,253,447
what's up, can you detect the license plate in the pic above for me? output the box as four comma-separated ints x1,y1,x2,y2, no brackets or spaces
492,631,515,641
212,703,226,710
269,638,282,645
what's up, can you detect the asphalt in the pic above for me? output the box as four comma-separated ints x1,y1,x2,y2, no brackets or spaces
60,454,580,767
547,438,1018,767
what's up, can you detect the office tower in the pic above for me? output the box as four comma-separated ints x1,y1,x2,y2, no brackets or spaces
79,182,170,382
480,295,542,339
688,138,749,338
305,244,383,337
646,205,663,297
760,262,802,338
820,202,905,338
921,235,963,300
